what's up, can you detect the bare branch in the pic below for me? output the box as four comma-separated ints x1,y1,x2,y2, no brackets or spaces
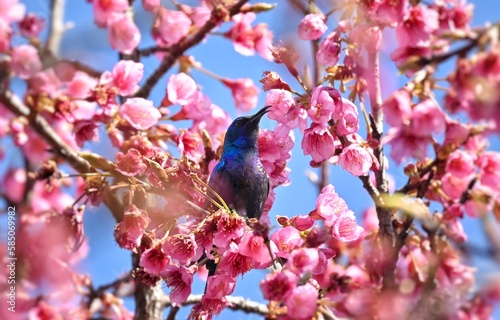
46,0,66,56
160,294,269,316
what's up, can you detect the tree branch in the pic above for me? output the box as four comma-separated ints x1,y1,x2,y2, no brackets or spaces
0,90,124,221
134,0,249,99
46,0,66,56
160,294,269,316
366,49,397,288
133,253,165,320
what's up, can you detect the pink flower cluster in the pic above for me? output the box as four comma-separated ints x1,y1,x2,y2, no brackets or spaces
164,72,232,160
445,51,500,132
133,209,275,316
258,185,363,318
387,1,472,75
224,12,274,60
383,92,446,164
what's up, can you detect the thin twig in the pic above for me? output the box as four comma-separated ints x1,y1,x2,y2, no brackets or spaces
160,294,269,316
166,306,180,320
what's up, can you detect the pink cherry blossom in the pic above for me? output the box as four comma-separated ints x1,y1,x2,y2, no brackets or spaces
0,0,25,23
177,129,204,162
290,214,315,231
382,89,412,127
182,4,211,28
266,90,307,130
312,249,331,275
163,233,199,265
375,0,408,27
19,13,45,38
172,91,213,121
225,12,256,56
444,219,468,243
284,283,318,320
238,232,273,265
0,20,11,53
287,247,319,274
2,167,26,203
73,119,99,147
26,68,61,96
139,244,170,275
192,297,231,318
217,242,253,277
349,24,382,54
260,71,292,91
301,123,336,163
383,127,430,164
225,13,274,60
331,210,364,242
339,144,373,176
162,265,194,306
270,226,304,259
108,14,141,55
434,1,473,33
297,14,327,41
410,98,446,137
261,270,298,301
114,204,150,250
192,105,231,150
213,211,247,248
316,31,341,66
205,274,236,299
314,184,349,227
65,71,97,99
221,78,259,112
115,148,147,176
445,150,475,179
93,0,128,27
10,44,42,79
119,98,161,130
258,125,294,187
465,192,492,218
396,5,439,48
101,60,144,96
335,99,359,136
142,0,160,12
477,152,500,189
444,119,470,146
153,8,191,47
253,23,274,60
166,73,197,105
390,45,432,76
309,86,341,124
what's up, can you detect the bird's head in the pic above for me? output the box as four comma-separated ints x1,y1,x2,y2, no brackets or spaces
222,106,271,151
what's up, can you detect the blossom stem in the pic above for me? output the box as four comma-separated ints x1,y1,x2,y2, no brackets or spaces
191,63,224,82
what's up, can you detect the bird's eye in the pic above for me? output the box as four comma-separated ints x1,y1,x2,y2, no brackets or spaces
234,118,245,127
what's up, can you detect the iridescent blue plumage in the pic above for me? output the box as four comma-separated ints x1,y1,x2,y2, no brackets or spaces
206,106,271,219
202,106,271,290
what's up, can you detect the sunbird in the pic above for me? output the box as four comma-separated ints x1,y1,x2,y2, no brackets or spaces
203,106,271,289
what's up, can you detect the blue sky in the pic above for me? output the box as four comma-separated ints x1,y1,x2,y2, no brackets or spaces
4,0,500,318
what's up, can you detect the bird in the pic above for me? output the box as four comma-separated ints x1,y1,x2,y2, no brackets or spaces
202,105,271,290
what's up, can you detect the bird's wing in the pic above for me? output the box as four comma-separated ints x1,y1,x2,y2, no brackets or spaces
207,160,236,209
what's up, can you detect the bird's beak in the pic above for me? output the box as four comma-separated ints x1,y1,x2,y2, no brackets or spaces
248,105,272,125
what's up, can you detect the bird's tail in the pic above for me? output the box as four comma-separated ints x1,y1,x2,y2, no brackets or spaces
199,252,218,294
